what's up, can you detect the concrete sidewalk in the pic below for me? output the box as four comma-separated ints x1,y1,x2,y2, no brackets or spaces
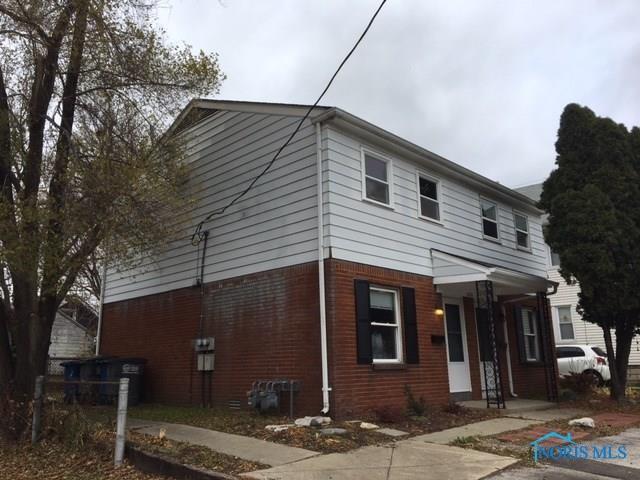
129,419,319,467
413,417,543,444
413,408,585,445
243,441,517,480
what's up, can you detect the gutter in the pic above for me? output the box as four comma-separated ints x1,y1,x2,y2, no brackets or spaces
316,122,331,414
311,108,542,215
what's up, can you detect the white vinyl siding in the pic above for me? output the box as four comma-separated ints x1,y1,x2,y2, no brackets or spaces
104,111,319,303
548,268,640,365
48,314,94,359
324,127,548,278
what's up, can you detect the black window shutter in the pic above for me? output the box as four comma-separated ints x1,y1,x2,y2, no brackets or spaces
354,280,372,364
513,306,526,363
402,287,419,364
475,308,491,362
535,310,545,362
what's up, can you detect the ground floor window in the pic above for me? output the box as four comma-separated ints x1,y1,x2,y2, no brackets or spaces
369,287,402,362
556,305,575,340
520,308,541,362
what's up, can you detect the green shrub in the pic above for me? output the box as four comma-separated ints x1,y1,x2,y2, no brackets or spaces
559,371,596,396
404,385,428,416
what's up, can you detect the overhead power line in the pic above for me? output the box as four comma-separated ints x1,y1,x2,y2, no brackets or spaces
191,0,388,244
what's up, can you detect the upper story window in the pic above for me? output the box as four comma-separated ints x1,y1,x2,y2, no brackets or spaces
513,212,530,250
480,199,499,240
362,150,392,206
550,249,561,267
417,173,441,222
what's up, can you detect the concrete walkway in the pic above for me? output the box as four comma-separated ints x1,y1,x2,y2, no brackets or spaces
131,407,587,479
413,407,584,445
413,417,543,444
243,441,517,480
129,419,319,467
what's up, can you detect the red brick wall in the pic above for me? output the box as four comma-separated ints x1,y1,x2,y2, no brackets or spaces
325,259,449,419
463,297,558,402
100,262,323,415
503,298,559,399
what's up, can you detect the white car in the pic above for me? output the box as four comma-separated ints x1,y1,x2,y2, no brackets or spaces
556,344,611,386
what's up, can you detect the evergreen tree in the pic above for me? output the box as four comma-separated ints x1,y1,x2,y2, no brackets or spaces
540,104,640,401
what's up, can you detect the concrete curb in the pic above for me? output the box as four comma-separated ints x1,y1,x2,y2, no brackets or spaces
125,443,236,480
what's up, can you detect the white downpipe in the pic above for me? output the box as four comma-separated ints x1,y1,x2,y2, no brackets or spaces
501,305,517,398
316,122,330,414
94,260,108,356
499,295,531,398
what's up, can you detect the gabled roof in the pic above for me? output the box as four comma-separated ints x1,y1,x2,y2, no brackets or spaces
515,183,543,202
170,99,542,214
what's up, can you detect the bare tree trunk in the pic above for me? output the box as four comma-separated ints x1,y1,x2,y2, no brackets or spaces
12,301,57,402
0,307,13,393
603,326,624,401
614,321,634,397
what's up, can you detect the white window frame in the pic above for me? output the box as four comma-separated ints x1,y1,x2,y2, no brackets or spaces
480,197,501,242
521,308,540,362
513,210,531,251
369,286,403,364
548,246,561,269
361,147,394,208
416,171,443,225
555,305,575,341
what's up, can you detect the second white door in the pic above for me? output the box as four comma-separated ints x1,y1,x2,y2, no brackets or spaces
445,300,472,393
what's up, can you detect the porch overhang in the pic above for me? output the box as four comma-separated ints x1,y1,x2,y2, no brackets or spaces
431,249,557,296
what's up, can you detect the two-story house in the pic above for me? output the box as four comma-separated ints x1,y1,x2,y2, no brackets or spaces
98,100,559,417
517,183,640,382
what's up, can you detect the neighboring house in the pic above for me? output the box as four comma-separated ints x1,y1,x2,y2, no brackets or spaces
48,299,98,375
99,100,559,417
516,183,640,380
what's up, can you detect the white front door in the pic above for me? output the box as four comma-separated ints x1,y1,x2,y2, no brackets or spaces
444,299,472,393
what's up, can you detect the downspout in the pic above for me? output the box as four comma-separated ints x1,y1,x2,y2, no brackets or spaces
95,259,108,356
316,122,330,414
500,305,517,398
499,295,533,398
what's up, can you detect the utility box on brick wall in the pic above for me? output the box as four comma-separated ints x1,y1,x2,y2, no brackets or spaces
197,352,215,371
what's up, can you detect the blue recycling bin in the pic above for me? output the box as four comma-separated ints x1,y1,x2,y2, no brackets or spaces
60,360,83,403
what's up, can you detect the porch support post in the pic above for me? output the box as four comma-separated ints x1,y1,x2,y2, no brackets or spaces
476,280,505,409
536,292,559,402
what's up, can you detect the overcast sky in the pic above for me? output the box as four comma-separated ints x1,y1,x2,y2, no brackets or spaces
158,0,640,188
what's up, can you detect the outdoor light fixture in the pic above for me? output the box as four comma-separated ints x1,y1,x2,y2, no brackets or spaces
434,307,444,316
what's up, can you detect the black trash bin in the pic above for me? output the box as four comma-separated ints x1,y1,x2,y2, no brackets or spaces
98,357,147,406
61,360,83,403
79,356,107,403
